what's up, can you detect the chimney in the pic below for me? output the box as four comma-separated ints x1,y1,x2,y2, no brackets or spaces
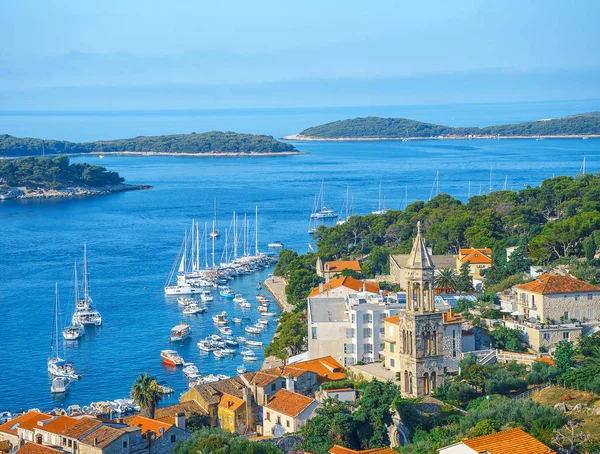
159,427,164,436
319,283,323,293
175,413,185,430
286,375,295,393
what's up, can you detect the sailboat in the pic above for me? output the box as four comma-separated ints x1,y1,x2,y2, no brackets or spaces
165,230,202,295
210,198,220,238
372,182,389,215
311,180,338,219
62,261,84,341
72,243,102,326
48,283,78,378
337,186,351,225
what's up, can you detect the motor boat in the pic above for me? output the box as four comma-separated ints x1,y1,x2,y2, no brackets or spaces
51,376,73,394
211,334,222,342
232,317,242,324
218,326,233,335
160,350,184,366
256,295,269,303
72,308,102,326
212,312,228,325
233,294,246,304
236,336,247,343
241,349,257,361
267,241,284,248
203,374,220,383
245,340,263,347
221,348,236,355
169,323,192,342
245,326,262,334
224,337,239,347
164,285,202,295
200,291,214,303
236,366,247,374
177,297,195,306
219,288,235,298
257,318,269,325
0,412,11,423
183,363,199,378
262,312,277,317
253,323,265,330
183,303,206,315
241,302,251,309
217,374,231,380
62,324,84,341
197,340,216,352
257,305,268,313
213,349,225,359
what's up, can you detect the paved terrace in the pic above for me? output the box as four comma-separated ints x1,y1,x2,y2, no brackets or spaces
261,276,292,370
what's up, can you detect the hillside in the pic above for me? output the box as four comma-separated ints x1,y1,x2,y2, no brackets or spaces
293,112,600,139
0,131,297,157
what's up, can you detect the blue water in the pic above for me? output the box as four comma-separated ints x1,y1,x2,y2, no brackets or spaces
1,101,600,412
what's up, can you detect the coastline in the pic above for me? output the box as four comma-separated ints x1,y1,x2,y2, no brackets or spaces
0,183,152,201
76,151,307,157
283,133,600,142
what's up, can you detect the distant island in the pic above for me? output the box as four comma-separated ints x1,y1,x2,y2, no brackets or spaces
285,112,600,140
0,156,150,200
0,131,299,157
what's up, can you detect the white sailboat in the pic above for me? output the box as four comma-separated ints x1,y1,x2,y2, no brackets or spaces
311,179,338,219
372,182,389,215
210,198,220,238
72,243,102,326
337,186,351,225
63,261,84,341
48,283,78,378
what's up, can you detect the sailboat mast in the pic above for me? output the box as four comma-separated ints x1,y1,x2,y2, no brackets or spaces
73,260,79,304
468,181,471,199
83,243,89,302
204,222,209,269
54,283,61,359
233,212,238,259
211,220,216,268
503,175,508,191
195,221,200,271
378,183,382,212
255,206,259,256
190,219,195,272
489,165,493,193
243,213,247,256
224,228,229,263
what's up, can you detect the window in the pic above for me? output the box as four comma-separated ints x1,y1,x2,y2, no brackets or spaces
277,416,281,425
588,294,593,300
390,358,395,367
344,357,356,366
564,311,569,321
351,313,355,323
574,294,580,302
574,310,581,320
170,434,176,443
271,383,276,391
452,338,457,358
543,333,550,341
344,343,355,353
345,328,354,338
362,313,373,323
123,440,128,449
363,327,372,338
364,343,373,354
228,416,233,425
311,326,317,339
266,411,270,421
390,343,395,353
286,420,290,428
380,327,385,335
563,332,569,339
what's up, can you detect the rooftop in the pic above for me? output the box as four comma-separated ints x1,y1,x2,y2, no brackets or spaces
187,376,248,406
265,389,316,417
457,248,492,264
382,315,399,324
61,417,102,439
325,260,361,272
0,412,52,436
127,415,172,439
515,273,600,295
0,441,10,453
442,308,464,325
309,276,379,298
285,356,346,382
329,445,396,454
308,297,348,323
153,400,207,423
80,425,126,449
15,443,62,454
34,415,79,435
391,253,456,270
218,393,245,412
406,221,434,269
461,428,555,454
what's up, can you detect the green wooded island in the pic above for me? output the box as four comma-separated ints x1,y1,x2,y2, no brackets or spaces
0,131,298,157
0,156,150,200
285,112,600,140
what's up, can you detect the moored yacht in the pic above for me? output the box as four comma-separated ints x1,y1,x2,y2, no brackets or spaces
63,261,85,340
212,312,228,325
51,376,73,394
72,244,102,326
160,350,184,366
48,283,79,379
169,323,192,342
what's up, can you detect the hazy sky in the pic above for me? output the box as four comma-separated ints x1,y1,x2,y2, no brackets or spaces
0,0,599,108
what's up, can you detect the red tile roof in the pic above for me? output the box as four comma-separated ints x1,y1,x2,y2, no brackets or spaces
128,415,172,439
442,308,464,325
515,274,600,295
265,389,316,417
382,315,399,324
285,356,346,383
535,357,556,366
329,445,396,454
462,428,555,454
0,412,52,436
81,425,126,449
218,393,245,412
61,417,102,439
309,276,379,297
326,260,361,272
153,401,207,422
15,443,62,454
34,415,79,435
457,248,492,264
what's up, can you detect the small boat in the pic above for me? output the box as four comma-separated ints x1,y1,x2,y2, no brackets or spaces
160,350,184,366
183,303,206,315
200,291,214,303
246,340,263,347
197,340,216,352
267,242,284,248
233,294,246,304
241,302,252,309
214,341,226,348
253,323,265,330
0,412,11,423
177,297,194,306
221,348,236,355
158,382,174,394
213,349,225,358
203,374,219,383
236,336,247,343
169,323,192,342
224,337,239,347
262,312,277,317
62,323,84,341
183,363,199,378
258,305,268,313
256,295,269,303
219,326,233,335
51,376,72,394
273,318,280,323
48,284,78,378
217,374,231,380
211,334,222,341
165,285,202,295
241,349,257,361
219,288,235,298
232,317,242,324
245,326,262,334
212,312,228,325
237,366,247,374
258,318,269,325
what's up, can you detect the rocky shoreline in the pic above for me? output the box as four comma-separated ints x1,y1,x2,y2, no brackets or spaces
283,133,600,141
0,183,152,201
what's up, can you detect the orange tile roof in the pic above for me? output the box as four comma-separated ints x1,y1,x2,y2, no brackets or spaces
457,248,492,264
285,356,346,383
16,443,62,454
462,428,555,454
265,389,316,417
81,425,126,448
127,415,172,439
250,371,281,387
329,445,396,454
323,388,354,392
153,401,207,422
0,412,52,436
34,415,79,435
515,274,600,295
248,435,273,441
61,417,102,439
309,276,379,297
218,393,245,412
535,357,556,366
382,315,399,324
442,308,464,325
326,260,361,272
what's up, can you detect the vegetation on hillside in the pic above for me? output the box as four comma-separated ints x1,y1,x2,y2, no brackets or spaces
0,156,125,189
0,131,296,157
298,112,600,138
175,427,282,454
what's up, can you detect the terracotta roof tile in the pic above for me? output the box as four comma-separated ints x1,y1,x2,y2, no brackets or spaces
285,356,346,383
309,276,379,297
329,445,396,454
81,425,126,448
187,376,247,406
515,274,600,295
153,401,207,423
0,412,52,436
15,443,62,454
382,315,399,323
457,248,492,264
127,415,172,439
61,417,102,439
442,308,464,325
462,428,555,454
326,260,361,272
250,371,281,387
265,389,316,417
535,357,556,366
34,415,79,435
218,393,245,412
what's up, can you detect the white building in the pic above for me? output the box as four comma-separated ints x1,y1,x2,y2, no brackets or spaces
262,389,319,436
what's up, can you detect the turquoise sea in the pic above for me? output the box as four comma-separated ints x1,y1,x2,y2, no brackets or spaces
1,100,600,412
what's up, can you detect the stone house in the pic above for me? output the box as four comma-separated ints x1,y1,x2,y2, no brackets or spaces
441,308,464,372
262,389,319,437
502,319,583,352
59,417,102,453
151,402,206,425
514,273,600,323
217,394,247,434
127,416,189,454
0,412,53,449
316,258,361,282
455,248,492,284
240,371,287,406
15,443,62,454
79,425,147,454
33,416,79,447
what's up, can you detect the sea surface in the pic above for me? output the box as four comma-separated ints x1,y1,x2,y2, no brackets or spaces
1,100,600,412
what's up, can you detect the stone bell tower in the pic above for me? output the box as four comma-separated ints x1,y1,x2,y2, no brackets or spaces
396,221,444,397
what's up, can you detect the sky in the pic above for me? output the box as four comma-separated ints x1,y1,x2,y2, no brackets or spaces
0,0,599,109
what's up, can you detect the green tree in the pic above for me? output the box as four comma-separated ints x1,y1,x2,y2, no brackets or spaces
175,427,282,454
434,268,457,293
130,373,163,419
489,326,525,352
456,262,474,292
264,311,307,362
361,246,390,277
583,234,597,261
553,340,576,372
467,419,498,437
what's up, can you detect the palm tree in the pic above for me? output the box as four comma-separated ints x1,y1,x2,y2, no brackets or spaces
434,268,458,293
131,373,163,419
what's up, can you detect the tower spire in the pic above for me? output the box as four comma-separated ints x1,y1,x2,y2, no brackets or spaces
407,221,433,269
